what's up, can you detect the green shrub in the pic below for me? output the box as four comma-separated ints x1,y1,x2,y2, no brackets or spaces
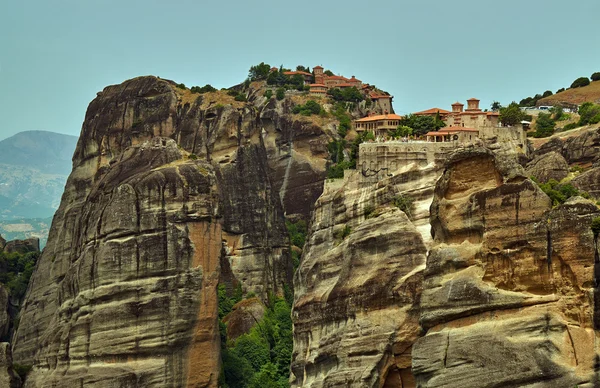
592,72,600,82
394,194,414,218
533,113,555,138
0,251,39,301
286,220,307,248
537,179,588,206
556,87,566,93
571,77,590,88
264,90,273,99
578,102,600,126
188,154,198,160
190,84,217,94
561,122,579,131
13,364,32,381
292,100,322,116
176,83,186,90
276,88,285,100
591,217,600,237
234,93,247,102
363,204,375,218
227,89,239,97
334,224,351,240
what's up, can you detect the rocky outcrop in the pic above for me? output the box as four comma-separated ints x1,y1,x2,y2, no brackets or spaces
413,147,600,387
0,343,21,388
11,76,331,387
0,286,9,341
290,160,443,387
572,167,600,199
534,127,600,165
0,234,5,250
3,238,40,254
525,151,569,183
222,297,265,341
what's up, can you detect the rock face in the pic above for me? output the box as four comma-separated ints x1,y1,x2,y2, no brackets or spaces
3,238,40,254
534,127,600,165
0,286,9,341
10,76,334,387
525,151,569,183
0,343,21,388
572,167,600,199
222,297,265,341
413,147,600,387
291,163,439,387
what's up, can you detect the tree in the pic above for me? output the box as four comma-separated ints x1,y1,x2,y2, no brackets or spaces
570,77,590,88
324,70,334,76
533,113,555,138
392,125,413,139
275,88,285,100
490,101,502,111
542,90,553,98
499,102,526,126
556,87,565,94
248,62,271,81
398,114,444,136
578,102,600,126
591,72,600,82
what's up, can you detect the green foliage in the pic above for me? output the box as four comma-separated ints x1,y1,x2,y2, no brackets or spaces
556,87,566,93
234,93,247,102
276,88,285,101
592,72,600,82
188,153,198,160
562,122,580,131
221,296,293,388
218,284,243,320
326,160,354,179
264,90,273,99
292,100,321,116
591,217,600,237
286,220,307,248
176,83,186,90
296,65,310,72
334,224,351,240
324,70,334,76
291,250,300,270
542,90,553,98
0,250,39,301
327,87,364,103
363,204,375,218
537,179,588,206
500,102,526,126
577,102,600,126
398,114,444,136
13,363,32,381
490,101,502,111
331,103,352,137
393,194,414,219
533,113,556,138
227,89,239,97
191,84,217,94
248,62,271,81
391,125,413,139
571,77,590,88
551,106,564,121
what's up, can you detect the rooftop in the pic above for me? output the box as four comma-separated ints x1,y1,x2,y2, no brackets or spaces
438,126,479,133
413,107,451,115
284,71,312,77
356,113,403,122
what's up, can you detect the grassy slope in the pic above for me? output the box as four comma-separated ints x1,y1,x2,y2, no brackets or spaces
538,81,600,107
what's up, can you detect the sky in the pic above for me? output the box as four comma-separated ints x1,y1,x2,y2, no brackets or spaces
1,0,599,140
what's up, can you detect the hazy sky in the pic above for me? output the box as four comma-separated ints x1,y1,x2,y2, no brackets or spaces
1,0,599,140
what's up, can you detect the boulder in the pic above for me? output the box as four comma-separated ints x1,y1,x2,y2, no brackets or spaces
572,167,600,199
525,151,569,183
3,238,40,254
222,297,265,341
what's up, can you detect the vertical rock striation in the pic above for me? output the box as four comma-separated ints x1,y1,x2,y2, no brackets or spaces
413,147,600,387
10,76,332,387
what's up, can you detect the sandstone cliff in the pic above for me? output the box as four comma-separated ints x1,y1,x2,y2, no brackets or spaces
413,147,600,387
11,76,334,387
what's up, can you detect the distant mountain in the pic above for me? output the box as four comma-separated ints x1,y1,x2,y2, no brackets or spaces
0,131,77,221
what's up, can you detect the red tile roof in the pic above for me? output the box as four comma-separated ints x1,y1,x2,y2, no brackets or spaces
284,71,312,76
486,111,500,116
313,65,323,69
369,93,392,99
413,107,451,115
309,84,326,87
326,75,348,80
355,114,402,122
467,98,480,101
452,101,464,106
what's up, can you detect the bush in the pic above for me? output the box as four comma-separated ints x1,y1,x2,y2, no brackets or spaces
393,194,414,218
276,88,285,100
561,122,580,131
327,87,364,103
13,364,32,381
176,83,186,90
334,224,351,240
363,204,375,218
264,90,273,99
0,251,39,301
591,72,600,82
571,77,590,88
578,102,600,126
537,179,588,206
500,102,526,126
292,100,321,116
556,87,566,93
234,93,247,102
286,220,307,248
533,113,556,138
190,84,217,94
592,217,600,237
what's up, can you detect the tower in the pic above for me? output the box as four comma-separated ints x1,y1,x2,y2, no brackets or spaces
314,65,324,85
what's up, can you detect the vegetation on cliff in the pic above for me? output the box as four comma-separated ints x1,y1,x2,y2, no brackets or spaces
0,250,38,301
219,288,293,388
